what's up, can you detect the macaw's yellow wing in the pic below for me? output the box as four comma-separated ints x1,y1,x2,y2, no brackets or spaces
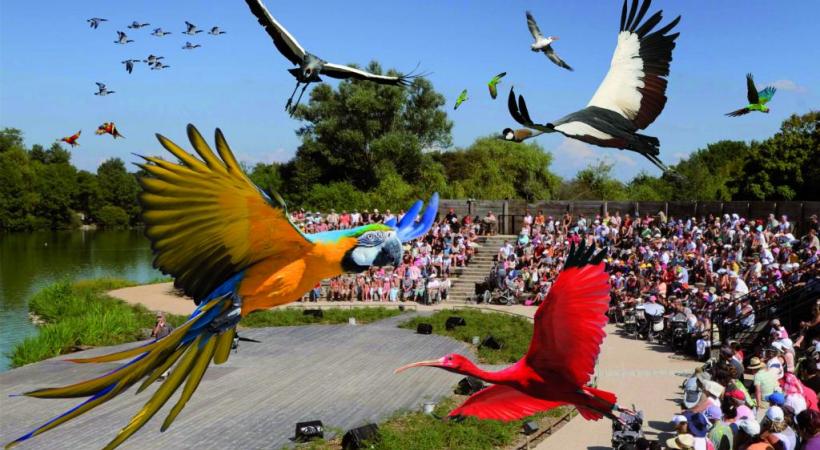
138,124,312,302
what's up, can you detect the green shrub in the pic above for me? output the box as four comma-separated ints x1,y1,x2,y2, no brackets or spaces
241,307,403,328
95,205,129,228
399,309,533,364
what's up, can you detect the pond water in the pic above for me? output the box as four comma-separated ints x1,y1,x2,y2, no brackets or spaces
0,230,161,371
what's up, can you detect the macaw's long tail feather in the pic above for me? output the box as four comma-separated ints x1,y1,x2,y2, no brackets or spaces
5,295,235,450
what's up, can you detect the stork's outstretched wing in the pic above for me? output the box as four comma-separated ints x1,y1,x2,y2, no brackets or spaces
544,46,573,71
525,241,609,386
586,0,680,129
244,0,306,65
525,11,543,40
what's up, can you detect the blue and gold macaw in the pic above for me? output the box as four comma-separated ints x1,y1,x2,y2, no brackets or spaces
6,124,438,450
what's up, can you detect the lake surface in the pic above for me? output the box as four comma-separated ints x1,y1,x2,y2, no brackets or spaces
0,230,161,372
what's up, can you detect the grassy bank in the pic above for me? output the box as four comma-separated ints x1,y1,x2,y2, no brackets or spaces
285,396,570,450
241,307,403,328
10,280,404,368
399,309,533,364
9,279,187,368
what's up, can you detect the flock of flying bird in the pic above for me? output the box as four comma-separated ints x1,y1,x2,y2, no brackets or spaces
58,18,229,148
12,1,791,449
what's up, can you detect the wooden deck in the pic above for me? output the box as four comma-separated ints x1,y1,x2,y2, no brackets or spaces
0,314,473,449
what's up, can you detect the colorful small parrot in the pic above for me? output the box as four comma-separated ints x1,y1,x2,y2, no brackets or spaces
454,89,468,110
58,130,81,147
487,72,507,99
726,73,776,117
95,122,124,139
6,125,439,450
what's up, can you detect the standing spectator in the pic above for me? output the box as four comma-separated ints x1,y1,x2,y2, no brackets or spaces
751,357,779,414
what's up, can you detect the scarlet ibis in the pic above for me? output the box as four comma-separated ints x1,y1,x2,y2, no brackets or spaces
396,241,622,422
726,73,776,117
526,12,573,71
58,130,81,147
243,0,421,115
506,0,681,174
95,122,124,139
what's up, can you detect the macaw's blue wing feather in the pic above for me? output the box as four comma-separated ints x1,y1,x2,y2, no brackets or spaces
384,217,397,227
396,193,439,242
758,86,776,104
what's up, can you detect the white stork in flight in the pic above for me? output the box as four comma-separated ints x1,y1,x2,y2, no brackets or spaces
505,0,680,173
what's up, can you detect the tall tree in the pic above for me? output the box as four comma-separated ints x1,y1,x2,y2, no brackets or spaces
96,158,140,222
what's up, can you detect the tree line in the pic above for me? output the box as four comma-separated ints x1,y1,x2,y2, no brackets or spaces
1,62,816,231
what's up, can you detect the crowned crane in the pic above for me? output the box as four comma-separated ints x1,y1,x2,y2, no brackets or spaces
183,21,202,35
127,21,150,29
243,0,421,115
87,18,107,29
725,73,776,117
526,11,572,71
506,0,680,173
151,28,171,37
114,31,134,45
500,128,545,143
94,82,115,96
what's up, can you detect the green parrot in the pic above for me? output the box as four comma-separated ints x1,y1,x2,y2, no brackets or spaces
726,73,776,117
454,89,468,110
487,72,507,99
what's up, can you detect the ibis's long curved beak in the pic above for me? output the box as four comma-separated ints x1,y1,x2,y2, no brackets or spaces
394,358,443,374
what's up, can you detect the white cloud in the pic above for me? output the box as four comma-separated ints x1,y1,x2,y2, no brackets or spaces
768,79,808,94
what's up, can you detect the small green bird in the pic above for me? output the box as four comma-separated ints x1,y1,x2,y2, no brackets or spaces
487,72,507,99
726,73,776,117
454,89,468,110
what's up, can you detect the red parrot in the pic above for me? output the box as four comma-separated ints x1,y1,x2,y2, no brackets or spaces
59,130,81,147
95,122,124,139
396,241,621,422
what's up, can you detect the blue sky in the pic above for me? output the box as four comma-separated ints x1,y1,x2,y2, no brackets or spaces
1,0,817,180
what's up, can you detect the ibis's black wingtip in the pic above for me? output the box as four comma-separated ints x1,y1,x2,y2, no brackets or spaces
563,240,607,270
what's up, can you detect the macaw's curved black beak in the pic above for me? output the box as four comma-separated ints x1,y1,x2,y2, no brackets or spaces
373,236,402,267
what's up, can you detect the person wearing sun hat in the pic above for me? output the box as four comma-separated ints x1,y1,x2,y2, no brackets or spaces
750,356,779,413
666,433,696,450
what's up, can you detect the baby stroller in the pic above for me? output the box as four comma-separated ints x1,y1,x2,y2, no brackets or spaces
611,408,644,450
623,308,638,339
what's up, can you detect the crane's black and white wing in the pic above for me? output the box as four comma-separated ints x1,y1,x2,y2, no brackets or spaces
544,46,573,71
585,0,680,130
525,11,544,41
320,63,413,86
244,0,306,65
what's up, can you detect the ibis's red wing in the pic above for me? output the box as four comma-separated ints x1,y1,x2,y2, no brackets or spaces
449,384,565,421
525,263,610,386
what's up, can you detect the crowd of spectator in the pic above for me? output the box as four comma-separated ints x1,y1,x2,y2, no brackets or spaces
290,207,478,305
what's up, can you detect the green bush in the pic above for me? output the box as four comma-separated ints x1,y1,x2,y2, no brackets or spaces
95,205,129,228
399,309,533,364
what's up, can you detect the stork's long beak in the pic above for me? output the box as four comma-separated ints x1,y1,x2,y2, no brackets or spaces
394,358,443,374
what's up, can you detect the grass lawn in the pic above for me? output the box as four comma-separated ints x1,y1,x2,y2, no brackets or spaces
398,309,533,364
240,307,403,328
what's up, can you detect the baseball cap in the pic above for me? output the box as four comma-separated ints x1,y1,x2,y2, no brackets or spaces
766,392,785,406
737,418,760,436
765,406,784,422
705,405,723,421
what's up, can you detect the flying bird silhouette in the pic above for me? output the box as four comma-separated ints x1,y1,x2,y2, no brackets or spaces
183,21,203,35
151,28,171,37
454,89,469,110
500,128,545,143
95,122,124,139
150,62,171,70
121,59,140,74
114,31,134,45
243,0,421,115
94,82,115,96
143,54,164,65
507,0,680,173
726,73,776,117
58,130,81,147
87,18,107,29
127,21,150,29
182,41,201,50
5,125,439,450
526,11,573,71
396,242,624,422
208,26,226,35
487,72,507,99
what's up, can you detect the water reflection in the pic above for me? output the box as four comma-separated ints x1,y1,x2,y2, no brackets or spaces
0,230,161,371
